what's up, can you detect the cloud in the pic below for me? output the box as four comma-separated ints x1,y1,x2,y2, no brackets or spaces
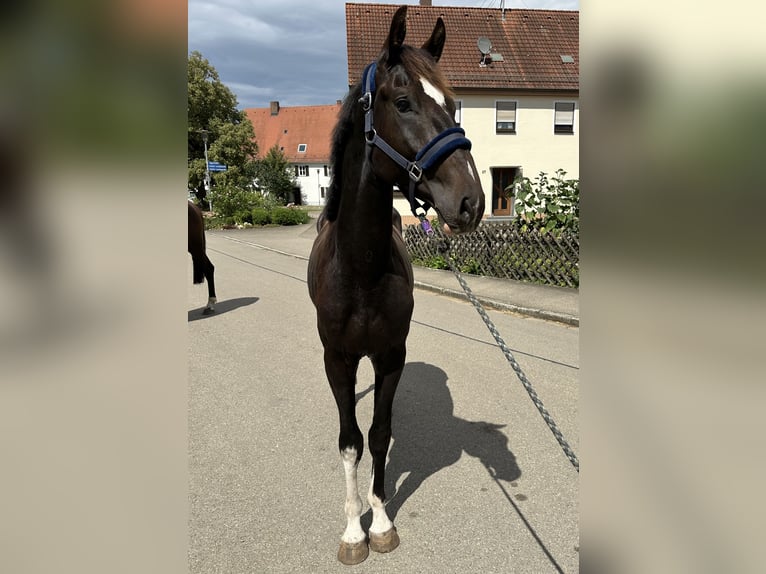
189,0,351,107
189,1,580,109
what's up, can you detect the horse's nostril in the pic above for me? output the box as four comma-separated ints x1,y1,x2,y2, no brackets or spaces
459,197,473,222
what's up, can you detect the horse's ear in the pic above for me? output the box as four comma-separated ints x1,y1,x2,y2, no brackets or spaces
385,5,408,64
422,17,446,62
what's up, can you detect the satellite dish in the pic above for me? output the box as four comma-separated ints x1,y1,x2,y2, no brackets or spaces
477,37,492,55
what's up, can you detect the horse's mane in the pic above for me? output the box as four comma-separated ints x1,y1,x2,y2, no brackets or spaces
320,81,363,226
320,46,452,227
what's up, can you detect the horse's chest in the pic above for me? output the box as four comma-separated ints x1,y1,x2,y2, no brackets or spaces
320,278,413,354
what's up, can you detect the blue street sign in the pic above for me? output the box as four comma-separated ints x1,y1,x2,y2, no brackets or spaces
207,161,227,172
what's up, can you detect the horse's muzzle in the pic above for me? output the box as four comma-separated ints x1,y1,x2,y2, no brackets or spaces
451,193,484,234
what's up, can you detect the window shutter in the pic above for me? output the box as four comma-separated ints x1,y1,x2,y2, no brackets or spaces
555,103,575,124
497,101,516,123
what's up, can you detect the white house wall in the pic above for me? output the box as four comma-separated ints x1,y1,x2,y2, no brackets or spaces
294,163,332,206
394,92,579,220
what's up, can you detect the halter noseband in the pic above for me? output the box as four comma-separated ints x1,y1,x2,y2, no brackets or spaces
359,62,472,222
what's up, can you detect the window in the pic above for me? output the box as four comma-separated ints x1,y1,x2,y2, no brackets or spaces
554,102,575,134
496,101,517,133
294,165,309,177
324,165,332,177
454,100,462,126
320,187,328,199
297,143,307,153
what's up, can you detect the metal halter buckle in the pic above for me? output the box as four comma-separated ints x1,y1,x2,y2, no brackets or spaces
358,92,372,111
408,163,423,182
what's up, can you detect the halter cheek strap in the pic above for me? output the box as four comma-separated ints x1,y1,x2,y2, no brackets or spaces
359,62,472,220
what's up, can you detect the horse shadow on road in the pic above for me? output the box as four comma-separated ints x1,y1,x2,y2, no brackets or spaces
369,361,521,523
187,297,259,322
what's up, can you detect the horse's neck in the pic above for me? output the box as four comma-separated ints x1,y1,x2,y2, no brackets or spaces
334,155,395,280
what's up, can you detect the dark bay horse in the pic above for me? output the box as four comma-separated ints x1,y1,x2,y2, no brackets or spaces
188,201,216,314
307,6,484,565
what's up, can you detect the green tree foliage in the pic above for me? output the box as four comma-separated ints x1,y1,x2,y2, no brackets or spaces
510,170,579,233
208,119,258,190
255,145,298,205
187,51,258,204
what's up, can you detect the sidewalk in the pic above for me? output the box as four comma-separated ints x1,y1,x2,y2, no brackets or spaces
412,266,578,326
212,220,579,327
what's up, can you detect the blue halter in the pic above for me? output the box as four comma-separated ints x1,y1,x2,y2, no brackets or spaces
359,62,472,221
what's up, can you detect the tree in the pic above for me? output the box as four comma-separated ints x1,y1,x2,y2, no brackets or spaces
208,118,258,190
187,51,258,206
255,145,298,205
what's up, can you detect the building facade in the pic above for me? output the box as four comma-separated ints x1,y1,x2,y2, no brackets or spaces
244,101,341,206
346,2,579,220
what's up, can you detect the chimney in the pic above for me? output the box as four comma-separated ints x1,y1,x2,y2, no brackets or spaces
420,0,432,5
336,100,342,106
270,101,280,115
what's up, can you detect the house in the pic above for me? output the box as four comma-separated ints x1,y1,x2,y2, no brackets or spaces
244,101,341,206
346,1,579,220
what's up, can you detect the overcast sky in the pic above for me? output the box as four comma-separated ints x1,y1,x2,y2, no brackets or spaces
188,0,579,111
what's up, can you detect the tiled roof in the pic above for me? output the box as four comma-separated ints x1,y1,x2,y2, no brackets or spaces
346,3,578,92
244,102,342,163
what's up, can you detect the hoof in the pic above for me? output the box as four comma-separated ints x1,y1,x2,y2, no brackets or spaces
337,540,369,565
369,527,399,554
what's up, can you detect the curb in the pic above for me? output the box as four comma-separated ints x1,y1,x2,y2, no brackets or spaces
413,280,579,327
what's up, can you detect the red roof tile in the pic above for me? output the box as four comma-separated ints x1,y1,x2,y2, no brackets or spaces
244,102,342,163
346,3,578,92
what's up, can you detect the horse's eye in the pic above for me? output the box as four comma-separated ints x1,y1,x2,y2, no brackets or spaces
395,98,411,113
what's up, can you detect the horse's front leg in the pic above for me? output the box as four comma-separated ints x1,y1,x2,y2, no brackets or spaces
324,349,368,565
368,346,405,553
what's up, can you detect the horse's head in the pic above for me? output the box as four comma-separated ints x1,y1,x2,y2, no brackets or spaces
366,5,485,234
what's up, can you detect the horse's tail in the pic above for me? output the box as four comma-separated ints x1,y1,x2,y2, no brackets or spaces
191,254,205,284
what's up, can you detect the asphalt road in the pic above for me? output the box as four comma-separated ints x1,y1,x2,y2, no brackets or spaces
188,228,579,574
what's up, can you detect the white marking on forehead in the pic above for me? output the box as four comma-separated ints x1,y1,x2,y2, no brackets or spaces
466,160,476,181
419,77,446,109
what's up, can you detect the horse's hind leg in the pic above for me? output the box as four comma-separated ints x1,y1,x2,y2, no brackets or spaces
203,254,216,314
325,349,368,565
367,346,405,554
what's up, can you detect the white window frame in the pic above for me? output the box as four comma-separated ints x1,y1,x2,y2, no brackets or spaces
297,165,309,177
454,100,462,126
297,143,307,153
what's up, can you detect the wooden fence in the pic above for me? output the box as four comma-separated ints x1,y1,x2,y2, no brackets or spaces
403,220,579,288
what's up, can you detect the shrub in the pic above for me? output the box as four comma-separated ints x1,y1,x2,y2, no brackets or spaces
511,169,579,234
251,207,271,225
234,210,253,225
204,216,224,230
292,209,310,225
412,255,449,270
271,206,310,225
209,185,268,218
458,258,482,275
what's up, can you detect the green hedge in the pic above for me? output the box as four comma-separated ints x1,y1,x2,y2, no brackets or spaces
251,208,271,225
203,206,310,229
270,207,310,226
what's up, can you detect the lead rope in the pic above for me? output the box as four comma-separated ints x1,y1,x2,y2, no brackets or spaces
418,216,579,472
